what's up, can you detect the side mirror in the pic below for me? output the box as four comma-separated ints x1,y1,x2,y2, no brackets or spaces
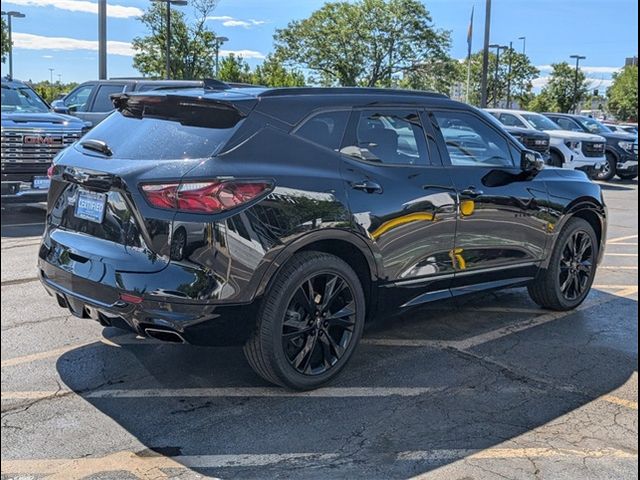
521,150,545,173
51,100,69,114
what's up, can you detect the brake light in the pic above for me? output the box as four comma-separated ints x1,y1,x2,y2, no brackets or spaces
47,165,56,179
140,180,273,213
119,292,144,304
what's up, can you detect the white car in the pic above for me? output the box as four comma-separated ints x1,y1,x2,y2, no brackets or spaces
487,109,607,177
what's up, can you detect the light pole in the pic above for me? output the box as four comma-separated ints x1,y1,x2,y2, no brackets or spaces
213,36,228,78
570,54,586,113
518,36,526,55
152,0,188,80
48,68,54,84
1,10,26,80
505,41,513,109
489,44,507,107
479,0,492,108
98,0,106,79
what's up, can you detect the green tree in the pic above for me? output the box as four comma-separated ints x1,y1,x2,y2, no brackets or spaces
457,49,539,106
274,0,451,87
542,62,589,113
251,54,306,87
132,0,219,79
607,65,638,122
30,80,79,103
399,57,463,95
1,17,9,64
217,53,253,83
526,91,556,112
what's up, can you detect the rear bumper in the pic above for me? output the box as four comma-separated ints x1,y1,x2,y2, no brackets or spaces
616,151,638,175
38,261,256,346
1,180,48,203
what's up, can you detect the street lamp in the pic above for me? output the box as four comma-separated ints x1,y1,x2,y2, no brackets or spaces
1,10,26,80
152,0,187,80
505,41,513,109
213,36,228,78
570,54,586,113
48,68,55,84
489,44,508,107
518,36,526,55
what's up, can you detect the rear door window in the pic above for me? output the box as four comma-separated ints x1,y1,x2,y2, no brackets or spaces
499,113,526,128
294,110,350,150
91,84,126,112
341,110,430,166
64,84,95,112
554,117,583,132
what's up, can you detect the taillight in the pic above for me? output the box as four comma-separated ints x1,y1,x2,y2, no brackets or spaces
47,165,56,179
140,180,273,213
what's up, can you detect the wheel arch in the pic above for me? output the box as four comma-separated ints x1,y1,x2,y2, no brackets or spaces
543,198,607,268
252,229,381,320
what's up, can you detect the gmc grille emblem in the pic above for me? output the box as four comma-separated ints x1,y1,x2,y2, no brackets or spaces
23,135,63,146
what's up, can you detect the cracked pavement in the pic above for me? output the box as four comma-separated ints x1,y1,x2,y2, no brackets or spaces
1,180,637,480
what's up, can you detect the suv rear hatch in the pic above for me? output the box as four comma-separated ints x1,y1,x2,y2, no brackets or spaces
40,92,255,298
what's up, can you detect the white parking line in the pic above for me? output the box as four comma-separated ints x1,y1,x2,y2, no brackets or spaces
605,253,638,257
399,447,637,462
599,266,638,270
608,234,639,243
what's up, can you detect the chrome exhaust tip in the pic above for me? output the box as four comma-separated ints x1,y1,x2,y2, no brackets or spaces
144,327,186,344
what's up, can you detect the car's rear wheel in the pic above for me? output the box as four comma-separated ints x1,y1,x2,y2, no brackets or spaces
244,251,366,390
595,152,616,181
527,218,598,311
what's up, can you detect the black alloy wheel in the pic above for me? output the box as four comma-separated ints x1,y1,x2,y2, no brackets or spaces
244,251,365,390
528,217,598,311
558,230,594,301
282,273,356,375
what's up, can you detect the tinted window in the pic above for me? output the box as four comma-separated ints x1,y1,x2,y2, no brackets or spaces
92,84,126,112
499,113,525,128
64,84,94,112
554,117,582,132
433,111,514,167
342,110,429,166
78,111,240,160
521,113,560,131
295,111,349,150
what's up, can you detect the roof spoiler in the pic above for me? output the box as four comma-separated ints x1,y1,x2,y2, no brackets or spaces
110,93,247,129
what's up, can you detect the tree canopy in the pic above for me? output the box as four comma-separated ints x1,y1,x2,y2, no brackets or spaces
274,0,451,87
132,0,219,79
607,65,638,122
538,62,589,113
1,18,10,64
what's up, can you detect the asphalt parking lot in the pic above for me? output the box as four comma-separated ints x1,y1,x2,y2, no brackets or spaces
1,179,637,480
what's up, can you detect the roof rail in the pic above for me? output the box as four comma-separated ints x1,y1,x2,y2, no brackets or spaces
257,87,449,99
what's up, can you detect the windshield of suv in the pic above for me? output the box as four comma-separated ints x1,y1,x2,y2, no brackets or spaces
521,113,560,131
578,116,612,134
1,85,50,113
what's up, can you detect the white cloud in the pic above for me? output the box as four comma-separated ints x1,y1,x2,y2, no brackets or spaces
5,0,142,18
536,64,621,75
13,32,135,56
14,33,265,60
207,15,266,28
220,49,265,59
531,76,549,89
42,54,54,58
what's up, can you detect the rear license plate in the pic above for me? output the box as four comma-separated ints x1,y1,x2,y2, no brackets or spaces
33,176,51,190
75,190,107,224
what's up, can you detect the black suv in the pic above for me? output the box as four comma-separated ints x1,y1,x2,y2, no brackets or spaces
39,85,607,389
544,113,638,181
502,125,551,163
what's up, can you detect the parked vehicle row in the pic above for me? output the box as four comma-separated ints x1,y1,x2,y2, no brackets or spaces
38,84,606,389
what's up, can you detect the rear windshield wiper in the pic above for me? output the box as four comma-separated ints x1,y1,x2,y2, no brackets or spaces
80,139,113,156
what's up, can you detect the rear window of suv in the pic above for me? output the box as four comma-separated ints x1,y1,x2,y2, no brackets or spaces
78,111,240,160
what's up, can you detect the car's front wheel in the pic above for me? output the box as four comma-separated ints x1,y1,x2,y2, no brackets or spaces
527,218,598,310
595,152,616,181
244,251,366,390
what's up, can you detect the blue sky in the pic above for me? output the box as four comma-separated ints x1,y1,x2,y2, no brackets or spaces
1,0,637,90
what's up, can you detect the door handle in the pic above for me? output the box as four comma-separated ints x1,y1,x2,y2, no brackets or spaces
460,187,484,198
351,180,383,194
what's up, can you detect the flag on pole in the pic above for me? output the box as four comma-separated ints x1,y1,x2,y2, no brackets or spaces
467,5,474,59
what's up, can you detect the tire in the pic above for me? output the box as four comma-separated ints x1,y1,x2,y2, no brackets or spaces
617,172,638,180
549,151,564,168
244,251,366,390
595,152,616,181
528,218,598,311
170,227,187,261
